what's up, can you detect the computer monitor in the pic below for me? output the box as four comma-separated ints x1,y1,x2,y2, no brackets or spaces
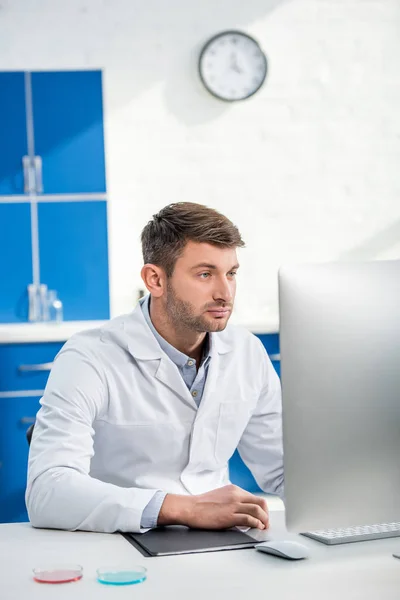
278,259,400,533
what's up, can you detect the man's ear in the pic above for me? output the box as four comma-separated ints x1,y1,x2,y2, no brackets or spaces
141,264,167,298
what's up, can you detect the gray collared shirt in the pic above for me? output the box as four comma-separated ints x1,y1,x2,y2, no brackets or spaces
141,295,211,406
140,295,212,527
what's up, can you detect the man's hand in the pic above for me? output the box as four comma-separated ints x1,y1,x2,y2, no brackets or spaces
158,485,269,530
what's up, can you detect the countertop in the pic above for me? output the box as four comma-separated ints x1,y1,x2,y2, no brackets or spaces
0,321,106,344
0,318,279,344
1,509,399,600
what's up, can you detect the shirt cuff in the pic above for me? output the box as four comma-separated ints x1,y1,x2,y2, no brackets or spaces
140,491,167,529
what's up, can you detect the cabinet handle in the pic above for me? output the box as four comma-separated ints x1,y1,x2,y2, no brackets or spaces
22,155,35,193
18,363,54,372
269,354,281,361
20,417,36,425
34,155,43,193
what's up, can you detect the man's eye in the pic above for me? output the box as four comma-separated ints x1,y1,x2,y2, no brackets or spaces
199,273,211,279
229,271,237,277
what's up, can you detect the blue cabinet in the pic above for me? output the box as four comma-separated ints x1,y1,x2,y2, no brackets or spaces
257,333,280,377
0,395,41,523
38,201,110,320
0,69,109,323
229,332,281,492
0,342,63,392
31,71,106,195
0,72,28,196
0,203,32,322
0,341,64,523
0,70,106,197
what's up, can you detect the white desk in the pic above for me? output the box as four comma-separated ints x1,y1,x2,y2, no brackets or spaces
1,510,399,600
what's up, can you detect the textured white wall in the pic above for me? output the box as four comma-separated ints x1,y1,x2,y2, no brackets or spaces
1,0,399,325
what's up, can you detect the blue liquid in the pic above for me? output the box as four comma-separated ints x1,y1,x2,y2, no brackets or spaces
97,571,146,586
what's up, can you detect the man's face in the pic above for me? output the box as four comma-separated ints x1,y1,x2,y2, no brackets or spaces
164,241,238,333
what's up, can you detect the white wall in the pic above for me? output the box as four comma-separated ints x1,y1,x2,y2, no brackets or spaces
1,0,400,326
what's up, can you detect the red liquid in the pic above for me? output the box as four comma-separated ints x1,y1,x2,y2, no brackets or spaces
34,569,83,584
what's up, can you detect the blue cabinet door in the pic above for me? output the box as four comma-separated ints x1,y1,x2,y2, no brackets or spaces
0,72,28,196
229,333,280,492
0,342,64,392
0,396,41,523
257,333,281,377
0,203,32,323
31,71,106,195
38,201,110,320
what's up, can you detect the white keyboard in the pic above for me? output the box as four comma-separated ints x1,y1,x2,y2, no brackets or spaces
301,522,400,545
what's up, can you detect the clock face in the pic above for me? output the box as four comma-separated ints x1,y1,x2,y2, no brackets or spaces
199,30,268,102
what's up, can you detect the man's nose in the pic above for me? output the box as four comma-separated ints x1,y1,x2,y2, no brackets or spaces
213,276,234,303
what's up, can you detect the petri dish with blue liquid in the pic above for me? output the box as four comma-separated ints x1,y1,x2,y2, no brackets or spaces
97,565,147,585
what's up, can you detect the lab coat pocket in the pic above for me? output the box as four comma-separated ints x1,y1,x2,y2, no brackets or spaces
214,402,252,466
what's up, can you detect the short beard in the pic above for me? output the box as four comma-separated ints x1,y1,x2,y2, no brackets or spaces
165,281,230,333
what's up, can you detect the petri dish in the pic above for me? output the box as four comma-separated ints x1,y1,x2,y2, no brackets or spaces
97,566,147,586
33,564,83,584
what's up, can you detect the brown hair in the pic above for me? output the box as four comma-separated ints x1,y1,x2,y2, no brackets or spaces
141,202,245,276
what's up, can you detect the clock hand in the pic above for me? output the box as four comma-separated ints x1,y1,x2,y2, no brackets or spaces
229,52,243,74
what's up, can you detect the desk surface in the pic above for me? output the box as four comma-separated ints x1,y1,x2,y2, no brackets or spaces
1,510,399,600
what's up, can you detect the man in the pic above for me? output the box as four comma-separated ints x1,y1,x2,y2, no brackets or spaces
26,202,283,534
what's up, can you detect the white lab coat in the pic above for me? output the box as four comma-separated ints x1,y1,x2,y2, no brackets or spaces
26,303,283,533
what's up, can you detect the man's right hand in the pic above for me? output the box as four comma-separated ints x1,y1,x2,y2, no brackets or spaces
157,484,269,530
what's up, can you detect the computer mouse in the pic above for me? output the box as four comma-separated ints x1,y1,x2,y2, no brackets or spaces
255,540,309,560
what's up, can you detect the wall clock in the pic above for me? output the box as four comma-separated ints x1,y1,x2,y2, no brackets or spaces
199,30,268,101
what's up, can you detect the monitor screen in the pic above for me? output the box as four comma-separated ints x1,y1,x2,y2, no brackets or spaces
279,260,400,532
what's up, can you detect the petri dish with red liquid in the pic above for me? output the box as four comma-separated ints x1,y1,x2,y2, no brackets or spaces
33,564,83,584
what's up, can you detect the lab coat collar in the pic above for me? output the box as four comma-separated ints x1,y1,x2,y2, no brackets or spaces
124,302,233,361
